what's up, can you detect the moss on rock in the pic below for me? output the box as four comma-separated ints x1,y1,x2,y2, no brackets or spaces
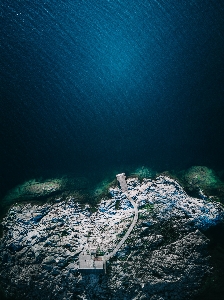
183,166,222,190
2,178,64,208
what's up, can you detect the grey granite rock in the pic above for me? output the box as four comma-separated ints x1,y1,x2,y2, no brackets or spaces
0,175,223,299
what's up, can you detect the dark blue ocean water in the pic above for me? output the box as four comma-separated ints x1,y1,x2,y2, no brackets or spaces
1,0,224,195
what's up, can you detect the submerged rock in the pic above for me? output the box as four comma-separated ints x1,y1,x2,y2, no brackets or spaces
131,166,157,180
2,178,64,206
0,175,223,299
183,166,222,191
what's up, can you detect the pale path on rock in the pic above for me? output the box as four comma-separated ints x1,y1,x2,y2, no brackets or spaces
105,175,138,261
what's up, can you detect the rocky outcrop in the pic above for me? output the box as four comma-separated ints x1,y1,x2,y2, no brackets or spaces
182,166,222,191
0,175,223,299
2,179,64,208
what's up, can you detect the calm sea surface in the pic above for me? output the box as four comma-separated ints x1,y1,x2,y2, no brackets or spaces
1,0,224,196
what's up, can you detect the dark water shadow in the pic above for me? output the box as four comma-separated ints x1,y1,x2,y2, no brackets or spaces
194,223,224,300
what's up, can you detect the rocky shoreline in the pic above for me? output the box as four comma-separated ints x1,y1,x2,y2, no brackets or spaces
0,175,223,299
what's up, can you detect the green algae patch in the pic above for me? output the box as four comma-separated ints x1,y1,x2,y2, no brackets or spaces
183,166,221,190
130,166,157,181
1,178,64,210
0,179,65,224
93,178,115,199
0,173,116,218
171,166,224,205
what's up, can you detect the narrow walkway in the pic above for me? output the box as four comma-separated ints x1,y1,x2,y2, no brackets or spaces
105,174,138,261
